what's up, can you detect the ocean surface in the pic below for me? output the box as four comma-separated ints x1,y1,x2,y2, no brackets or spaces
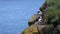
0,0,45,34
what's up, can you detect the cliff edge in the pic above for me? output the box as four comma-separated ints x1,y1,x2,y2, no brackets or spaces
21,0,60,34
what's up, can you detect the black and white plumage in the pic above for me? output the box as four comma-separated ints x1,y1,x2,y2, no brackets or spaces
35,11,43,25
37,11,42,15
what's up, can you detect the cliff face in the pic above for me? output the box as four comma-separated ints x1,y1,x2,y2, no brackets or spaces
21,0,60,34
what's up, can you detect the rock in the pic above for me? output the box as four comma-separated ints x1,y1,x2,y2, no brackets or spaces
28,14,40,26
21,24,54,34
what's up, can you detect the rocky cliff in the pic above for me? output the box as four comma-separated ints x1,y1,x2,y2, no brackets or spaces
21,0,60,34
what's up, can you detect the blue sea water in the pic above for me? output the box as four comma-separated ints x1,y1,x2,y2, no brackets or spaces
0,0,45,34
